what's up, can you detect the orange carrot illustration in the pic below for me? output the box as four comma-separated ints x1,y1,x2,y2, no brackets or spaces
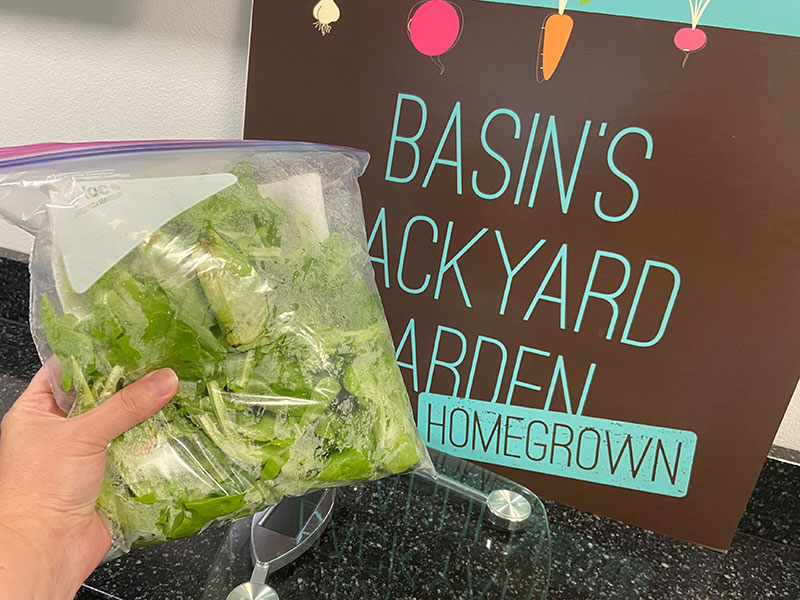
538,0,574,82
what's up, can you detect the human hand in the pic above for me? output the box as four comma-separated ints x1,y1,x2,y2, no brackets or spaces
0,366,178,600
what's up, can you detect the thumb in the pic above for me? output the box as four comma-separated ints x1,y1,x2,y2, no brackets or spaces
74,368,179,447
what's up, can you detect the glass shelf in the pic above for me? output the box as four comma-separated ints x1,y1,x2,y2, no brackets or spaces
202,450,551,599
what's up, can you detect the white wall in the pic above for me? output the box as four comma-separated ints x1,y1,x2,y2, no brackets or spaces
0,1,798,455
775,392,800,451
0,0,252,253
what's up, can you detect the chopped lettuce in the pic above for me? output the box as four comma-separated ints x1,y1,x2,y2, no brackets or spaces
41,163,429,550
196,229,268,347
41,297,95,390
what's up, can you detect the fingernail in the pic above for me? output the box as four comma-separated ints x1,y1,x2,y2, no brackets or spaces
145,368,178,397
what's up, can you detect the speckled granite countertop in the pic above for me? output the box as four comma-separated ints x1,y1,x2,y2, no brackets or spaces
1,256,799,600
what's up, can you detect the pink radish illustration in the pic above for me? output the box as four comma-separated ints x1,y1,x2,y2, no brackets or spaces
674,0,710,67
408,0,464,75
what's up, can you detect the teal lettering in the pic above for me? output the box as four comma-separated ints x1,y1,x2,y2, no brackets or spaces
472,108,522,200
398,215,438,294
385,93,428,184
595,127,654,222
621,260,681,348
544,355,596,415
573,250,632,340
367,206,389,288
514,113,542,205
524,242,568,327
395,318,419,392
422,101,463,194
496,231,546,316
425,325,468,395
505,345,550,405
529,117,592,212
465,335,508,403
434,222,488,307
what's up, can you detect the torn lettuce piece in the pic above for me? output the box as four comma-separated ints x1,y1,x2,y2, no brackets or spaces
167,493,247,539
87,304,141,371
319,449,371,481
41,296,95,390
196,228,268,347
343,342,427,475
131,234,217,330
260,445,290,480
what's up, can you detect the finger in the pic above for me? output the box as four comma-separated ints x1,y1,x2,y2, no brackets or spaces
23,366,53,396
15,367,66,417
74,368,178,446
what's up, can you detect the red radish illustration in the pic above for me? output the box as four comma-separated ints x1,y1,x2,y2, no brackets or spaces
408,0,464,75
674,0,710,67
537,0,574,82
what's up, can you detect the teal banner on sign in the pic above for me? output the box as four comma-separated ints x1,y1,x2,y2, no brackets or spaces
418,393,697,497
479,0,800,38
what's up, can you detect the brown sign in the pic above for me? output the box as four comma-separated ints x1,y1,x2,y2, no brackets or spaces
245,0,800,550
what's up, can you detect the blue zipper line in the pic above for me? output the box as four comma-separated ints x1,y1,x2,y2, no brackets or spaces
0,141,268,169
0,140,364,170
0,141,238,169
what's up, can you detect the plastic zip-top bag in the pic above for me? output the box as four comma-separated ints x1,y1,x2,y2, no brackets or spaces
0,140,432,556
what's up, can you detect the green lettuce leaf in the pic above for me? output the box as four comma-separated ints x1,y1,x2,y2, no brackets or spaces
41,296,95,390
